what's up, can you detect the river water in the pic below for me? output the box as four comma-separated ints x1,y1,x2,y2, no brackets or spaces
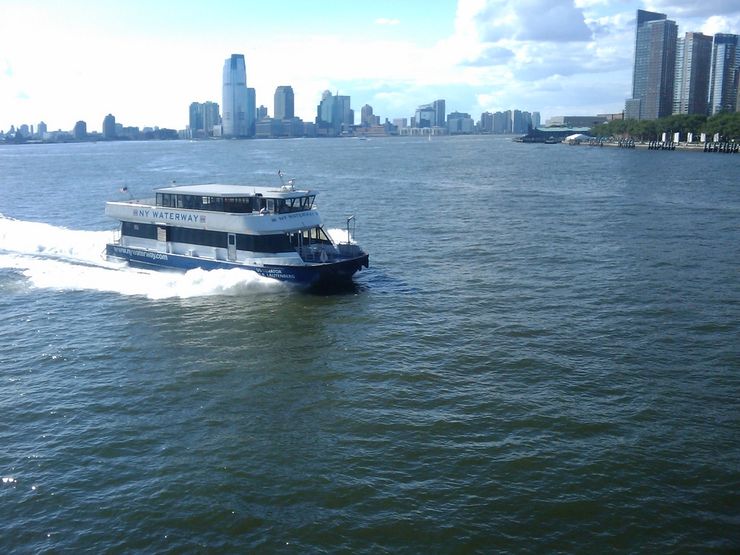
1,137,738,553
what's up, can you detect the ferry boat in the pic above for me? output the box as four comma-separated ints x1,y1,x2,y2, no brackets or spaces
104,181,369,286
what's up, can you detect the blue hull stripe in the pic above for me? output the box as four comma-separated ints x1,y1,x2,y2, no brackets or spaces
105,244,368,285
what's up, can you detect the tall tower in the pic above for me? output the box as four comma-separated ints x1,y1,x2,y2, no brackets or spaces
673,32,713,115
626,10,677,120
708,34,739,115
103,113,116,139
222,54,249,137
274,86,295,120
361,104,374,127
433,99,446,127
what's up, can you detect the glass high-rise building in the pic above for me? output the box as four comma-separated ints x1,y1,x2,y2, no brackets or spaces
433,99,446,127
189,101,221,138
673,32,713,115
626,9,677,120
274,86,295,120
708,34,739,115
103,114,116,139
222,54,249,137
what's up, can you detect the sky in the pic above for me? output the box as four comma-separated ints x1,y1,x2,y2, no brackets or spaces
2,0,740,133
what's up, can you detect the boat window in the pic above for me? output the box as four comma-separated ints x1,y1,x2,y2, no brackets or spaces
266,199,275,213
169,227,227,248
223,196,252,213
176,195,185,208
301,226,332,245
121,221,158,240
236,233,294,253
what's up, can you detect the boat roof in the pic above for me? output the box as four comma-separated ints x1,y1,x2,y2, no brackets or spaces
154,183,315,198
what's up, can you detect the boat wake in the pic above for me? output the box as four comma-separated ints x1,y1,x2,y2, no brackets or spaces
0,216,285,299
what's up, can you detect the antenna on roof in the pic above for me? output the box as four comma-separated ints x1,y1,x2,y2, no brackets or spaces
278,169,285,186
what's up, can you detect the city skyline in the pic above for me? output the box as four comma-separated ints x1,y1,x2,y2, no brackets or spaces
2,1,740,133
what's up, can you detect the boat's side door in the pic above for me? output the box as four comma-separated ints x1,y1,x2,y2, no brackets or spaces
156,226,167,253
227,233,237,262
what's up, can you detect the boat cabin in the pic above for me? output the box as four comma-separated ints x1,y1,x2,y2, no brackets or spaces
154,184,316,215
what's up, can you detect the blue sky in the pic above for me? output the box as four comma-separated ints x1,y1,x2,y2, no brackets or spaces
1,0,739,132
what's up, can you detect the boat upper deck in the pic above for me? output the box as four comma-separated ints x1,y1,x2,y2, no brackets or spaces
107,182,323,233
153,183,317,214
155,183,315,199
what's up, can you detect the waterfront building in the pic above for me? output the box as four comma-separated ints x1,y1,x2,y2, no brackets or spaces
673,32,713,115
247,88,256,136
337,95,353,129
203,102,220,136
393,118,408,129
414,100,446,128
255,117,305,138
257,105,268,120
532,112,541,129
447,112,474,134
189,101,220,138
274,86,294,120
480,112,493,133
189,102,202,136
597,112,625,121
36,121,47,139
73,121,87,140
360,104,374,127
433,99,446,127
708,34,739,115
626,9,678,120
493,111,511,134
512,110,530,134
222,54,249,137
103,114,116,139
316,91,352,135
317,90,338,135
546,115,607,128
414,104,435,128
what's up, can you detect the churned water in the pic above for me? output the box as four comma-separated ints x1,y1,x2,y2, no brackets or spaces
0,137,738,553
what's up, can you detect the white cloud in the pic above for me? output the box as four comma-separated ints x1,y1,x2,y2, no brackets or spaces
469,0,592,43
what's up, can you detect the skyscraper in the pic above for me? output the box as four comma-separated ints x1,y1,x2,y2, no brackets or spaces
414,104,435,127
247,88,256,136
103,114,116,139
317,90,340,135
708,34,739,115
673,32,713,115
189,101,221,138
222,54,249,137
361,104,374,127
433,99,446,127
626,9,678,120
532,111,541,128
274,86,295,120
480,112,493,133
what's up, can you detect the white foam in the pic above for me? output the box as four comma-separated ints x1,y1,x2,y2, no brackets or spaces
0,216,283,299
